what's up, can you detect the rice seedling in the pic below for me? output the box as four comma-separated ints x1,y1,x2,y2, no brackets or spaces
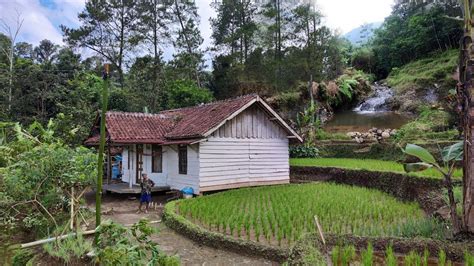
290,158,463,179
405,250,422,266
385,245,397,266
178,183,436,246
465,251,474,266
438,249,447,266
361,243,374,266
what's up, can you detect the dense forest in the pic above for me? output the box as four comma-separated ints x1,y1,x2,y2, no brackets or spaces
0,0,464,144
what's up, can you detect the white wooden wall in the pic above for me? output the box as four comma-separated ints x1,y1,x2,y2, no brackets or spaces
200,105,290,192
166,144,200,193
121,144,200,192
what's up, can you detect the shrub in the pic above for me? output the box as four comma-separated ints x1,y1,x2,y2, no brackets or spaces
43,233,92,263
289,145,319,158
12,249,34,266
96,219,180,266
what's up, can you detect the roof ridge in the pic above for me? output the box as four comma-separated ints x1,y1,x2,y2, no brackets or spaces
157,93,258,114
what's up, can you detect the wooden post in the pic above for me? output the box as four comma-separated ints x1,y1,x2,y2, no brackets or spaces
107,141,111,185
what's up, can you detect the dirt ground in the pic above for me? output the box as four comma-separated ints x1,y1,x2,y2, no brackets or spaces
85,191,276,266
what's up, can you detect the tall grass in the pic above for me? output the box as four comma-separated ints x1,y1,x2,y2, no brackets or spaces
179,183,441,246
290,158,463,180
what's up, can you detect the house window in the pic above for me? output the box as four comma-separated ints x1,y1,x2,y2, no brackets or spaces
178,145,187,175
127,148,130,170
152,145,163,173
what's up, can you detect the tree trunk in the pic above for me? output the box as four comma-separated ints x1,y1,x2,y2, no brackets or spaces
460,0,474,233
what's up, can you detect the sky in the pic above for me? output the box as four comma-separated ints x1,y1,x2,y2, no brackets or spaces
0,0,394,60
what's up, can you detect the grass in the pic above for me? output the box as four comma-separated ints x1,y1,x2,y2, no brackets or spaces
387,49,458,93
178,183,444,247
290,158,463,180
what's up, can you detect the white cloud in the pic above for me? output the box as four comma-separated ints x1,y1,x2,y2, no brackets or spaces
316,0,394,33
0,0,85,46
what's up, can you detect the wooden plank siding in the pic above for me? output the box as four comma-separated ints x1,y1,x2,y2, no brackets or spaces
200,105,290,192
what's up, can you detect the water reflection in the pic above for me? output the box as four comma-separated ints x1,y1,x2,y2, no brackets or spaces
324,110,412,133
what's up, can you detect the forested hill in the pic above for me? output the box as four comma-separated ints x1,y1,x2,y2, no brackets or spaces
344,22,381,46
0,0,465,145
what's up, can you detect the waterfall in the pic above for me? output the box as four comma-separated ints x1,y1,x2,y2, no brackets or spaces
353,84,394,113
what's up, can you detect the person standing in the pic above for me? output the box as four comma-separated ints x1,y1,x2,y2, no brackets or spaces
137,173,154,213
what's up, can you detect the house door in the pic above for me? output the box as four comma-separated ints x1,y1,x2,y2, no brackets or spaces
136,144,144,183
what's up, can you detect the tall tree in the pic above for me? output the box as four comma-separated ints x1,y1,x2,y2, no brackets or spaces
136,0,171,101
211,0,257,63
62,0,139,88
0,12,23,113
170,0,204,87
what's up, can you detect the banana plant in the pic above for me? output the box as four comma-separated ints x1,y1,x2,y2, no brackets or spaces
402,142,463,233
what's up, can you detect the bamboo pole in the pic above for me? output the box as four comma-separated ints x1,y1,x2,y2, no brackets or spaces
95,64,110,244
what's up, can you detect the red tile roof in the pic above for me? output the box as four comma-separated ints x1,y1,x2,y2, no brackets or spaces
85,94,300,145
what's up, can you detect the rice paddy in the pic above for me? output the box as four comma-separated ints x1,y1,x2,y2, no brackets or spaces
290,158,463,180
178,183,442,247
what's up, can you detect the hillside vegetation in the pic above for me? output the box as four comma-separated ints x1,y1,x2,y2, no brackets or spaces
385,50,458,113
387,49,457,93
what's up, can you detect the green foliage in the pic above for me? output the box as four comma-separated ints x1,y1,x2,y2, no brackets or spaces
361,243,374,266
0,121,97,235
404,250,422,266
12,249,34,266
289,145,319,158
43,233,92,263
296,101,319,144
290,158,463,180
438,249,447,266
178,183,436,247
341,245,356,265
95,219,180,266
371,3,462,79
465,251,474,266
385,245,396,266
165,79,214,109
393,107,457,143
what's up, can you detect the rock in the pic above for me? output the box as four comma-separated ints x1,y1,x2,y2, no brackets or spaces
376,129,383,134
381,132,390,139
433,206,451,221
347,132,357,138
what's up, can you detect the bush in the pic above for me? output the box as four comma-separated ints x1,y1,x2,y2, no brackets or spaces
43,233,92,263
12,249,34,266
96,219,180,266
165,79,214,109
289,145,319,158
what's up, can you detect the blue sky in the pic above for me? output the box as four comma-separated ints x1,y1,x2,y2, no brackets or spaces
0,0,393,61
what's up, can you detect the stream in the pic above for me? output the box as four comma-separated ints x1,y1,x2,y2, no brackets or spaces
324,84,411,133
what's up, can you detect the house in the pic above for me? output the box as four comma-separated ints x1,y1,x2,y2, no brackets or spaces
85,94,302,194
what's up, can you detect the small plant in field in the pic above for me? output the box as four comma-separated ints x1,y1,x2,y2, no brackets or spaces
404,250,422,266
438,249,447,266
361,243,374,266
331,245,341,265
423,249,429,266
465,251,474,266
341,245,356,265
385,245,396,266
402,142,463,233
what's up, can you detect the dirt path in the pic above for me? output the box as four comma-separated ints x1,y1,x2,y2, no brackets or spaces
86,192,276,266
